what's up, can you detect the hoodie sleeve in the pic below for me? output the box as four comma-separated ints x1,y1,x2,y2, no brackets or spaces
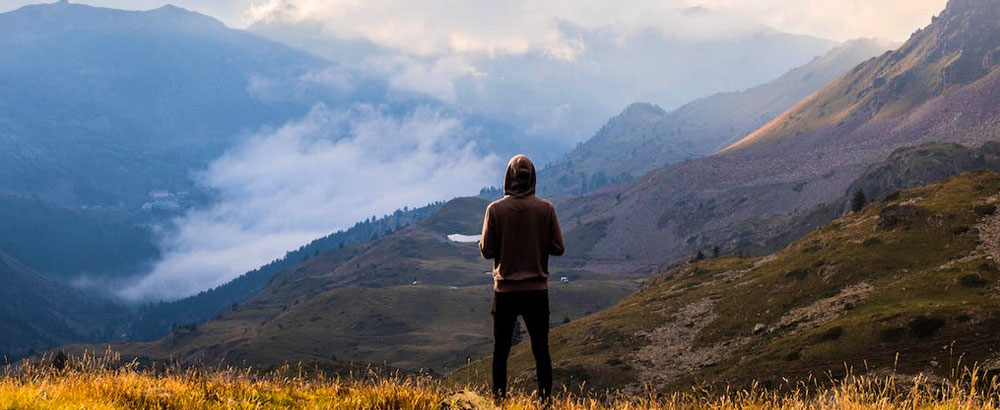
548,205,565,256
480,204,496,259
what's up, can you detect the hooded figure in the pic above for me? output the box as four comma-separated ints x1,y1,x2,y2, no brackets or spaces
479,154,563,401
480,154,564,291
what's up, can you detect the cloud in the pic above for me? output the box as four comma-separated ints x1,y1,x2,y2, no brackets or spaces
242,0,948,58
119,104,501,301
0,0,948,46
245,0,768,58
695,0,947,42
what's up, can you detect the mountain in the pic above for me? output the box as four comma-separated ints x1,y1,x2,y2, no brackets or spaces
0,1,333,280
549,0,1000,273
0,1,526,285
725,141,1000,256
0,249,128,359
454,171,1000,392
72,197,634,371
538,38,896,195
250,15,838,156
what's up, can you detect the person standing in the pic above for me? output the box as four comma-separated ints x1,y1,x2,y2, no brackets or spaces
480,154,565,401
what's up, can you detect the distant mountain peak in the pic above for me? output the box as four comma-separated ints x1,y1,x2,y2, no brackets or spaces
621,102,666,118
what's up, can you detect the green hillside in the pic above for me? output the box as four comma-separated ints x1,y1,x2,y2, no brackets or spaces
452,171,1000,392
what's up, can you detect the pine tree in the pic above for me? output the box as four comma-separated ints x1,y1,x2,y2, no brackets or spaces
851,189,867,212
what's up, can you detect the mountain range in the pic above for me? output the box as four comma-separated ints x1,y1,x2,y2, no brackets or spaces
0,0,849,358
249,13,839,155
552,0,1000,274
7,0,1000,393
538,38,896,195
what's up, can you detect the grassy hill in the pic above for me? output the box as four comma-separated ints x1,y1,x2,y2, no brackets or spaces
453,171,1000,393
70,197,634,372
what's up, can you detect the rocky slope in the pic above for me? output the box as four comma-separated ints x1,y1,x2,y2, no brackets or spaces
538,39,895,195
454,171,1000,392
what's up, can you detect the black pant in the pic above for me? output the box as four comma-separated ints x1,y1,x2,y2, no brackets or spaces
492,290,552,399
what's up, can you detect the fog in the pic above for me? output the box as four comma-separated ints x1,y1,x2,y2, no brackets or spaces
119,104,500,301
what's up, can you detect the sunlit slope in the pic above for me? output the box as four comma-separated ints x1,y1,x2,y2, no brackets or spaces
454,171,1000,392
725,0,1000,152
71,197,633,371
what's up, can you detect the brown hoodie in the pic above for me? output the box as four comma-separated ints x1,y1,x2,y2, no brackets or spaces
480,155,565,292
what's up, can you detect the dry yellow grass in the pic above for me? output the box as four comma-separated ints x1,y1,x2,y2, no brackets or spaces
3,352,1000,410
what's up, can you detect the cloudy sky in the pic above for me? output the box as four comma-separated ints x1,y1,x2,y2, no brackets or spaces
2,0,947,47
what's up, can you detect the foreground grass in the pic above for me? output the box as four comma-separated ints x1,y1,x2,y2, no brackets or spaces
3,353,1000,409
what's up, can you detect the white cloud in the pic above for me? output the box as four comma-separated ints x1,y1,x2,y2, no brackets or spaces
695,0,947,42
0,0,948,45
363,54,484,104
244,0,774,58
119,104,501,301
241,0,948,58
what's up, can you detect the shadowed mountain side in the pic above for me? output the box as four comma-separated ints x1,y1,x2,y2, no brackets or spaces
453,171,1000,392
549,0,1000,274
0,250,129,359
538,38,895,195
65,197,634,371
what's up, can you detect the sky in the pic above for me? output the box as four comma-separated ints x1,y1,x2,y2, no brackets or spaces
1,0,948,48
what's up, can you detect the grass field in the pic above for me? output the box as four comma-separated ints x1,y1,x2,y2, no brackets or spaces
4,352,1000,410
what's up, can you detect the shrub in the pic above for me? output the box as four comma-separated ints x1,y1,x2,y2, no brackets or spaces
975,203,997,216
959,274,990,288
909,316,945,338
862,237,882,247
784,268,810,280
819,327,843,342
881,191,902,202
851,189,868,212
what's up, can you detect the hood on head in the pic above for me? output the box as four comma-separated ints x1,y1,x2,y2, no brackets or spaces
504,154,536,197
